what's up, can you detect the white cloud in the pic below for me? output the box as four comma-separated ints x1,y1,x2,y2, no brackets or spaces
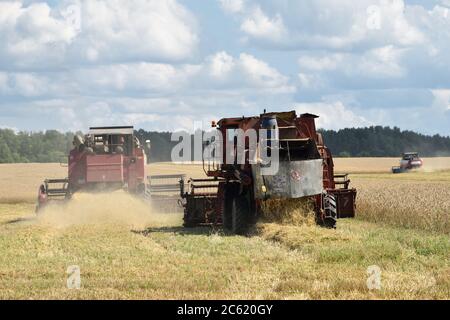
357,46,406,78
11,73,48,96
208,51,234,78
0,47,298,132
12,97,221,132
198,52,295,93
74,51,294,95
0,0,199,69
237,53,293,92
0,1,78,68
76,0,198,63
295,101,372,130
219,0,245,14
0,50,294,98
75,63,200,93
297,45,406,81
225,0,425,50
297,73,325,90
0,72,49,96
0,71,73,97
298,54,344,72
240,7,286,42
432,89,450,111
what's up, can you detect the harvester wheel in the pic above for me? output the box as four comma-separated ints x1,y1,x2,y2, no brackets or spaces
230,194,250,235
221,185,234,230
319,193,337,229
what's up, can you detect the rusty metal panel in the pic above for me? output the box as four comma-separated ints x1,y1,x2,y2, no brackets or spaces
330,189,357,218
252,159,323,199
183,194,218,226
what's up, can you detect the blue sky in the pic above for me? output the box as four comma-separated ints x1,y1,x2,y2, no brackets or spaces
0,0,449,135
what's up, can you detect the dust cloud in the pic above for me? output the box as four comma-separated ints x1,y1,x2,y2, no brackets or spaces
421,157,450,172
36,191,172,229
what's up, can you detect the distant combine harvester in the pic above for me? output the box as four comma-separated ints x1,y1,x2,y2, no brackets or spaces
36,126,183,212
392,152,423,174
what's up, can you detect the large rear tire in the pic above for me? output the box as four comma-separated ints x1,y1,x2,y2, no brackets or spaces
221,184,235,230
222,198,232,231
316,193,337,229
231,194,250,235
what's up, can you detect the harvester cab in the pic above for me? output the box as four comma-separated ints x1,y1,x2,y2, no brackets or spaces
181,110,357,234
36,126,148,211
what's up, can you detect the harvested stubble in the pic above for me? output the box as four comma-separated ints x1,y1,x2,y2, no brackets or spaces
0,162,449,299
260,198,316,226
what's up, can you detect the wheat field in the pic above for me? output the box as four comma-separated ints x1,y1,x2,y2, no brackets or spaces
333,157,450,173
0,159,449,299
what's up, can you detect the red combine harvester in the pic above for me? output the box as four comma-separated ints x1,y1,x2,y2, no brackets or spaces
392,152,423,174
37,126,149,211
180,111,357,234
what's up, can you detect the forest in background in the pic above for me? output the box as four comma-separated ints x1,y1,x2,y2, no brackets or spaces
1,126,450,163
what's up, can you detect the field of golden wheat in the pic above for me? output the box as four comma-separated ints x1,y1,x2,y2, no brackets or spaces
355,177,450,233
0,159,449,299
3,159,449,234
333,157,450,173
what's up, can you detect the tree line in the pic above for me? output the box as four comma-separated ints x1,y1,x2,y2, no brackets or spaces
1,126,449,163
320,126,450,157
